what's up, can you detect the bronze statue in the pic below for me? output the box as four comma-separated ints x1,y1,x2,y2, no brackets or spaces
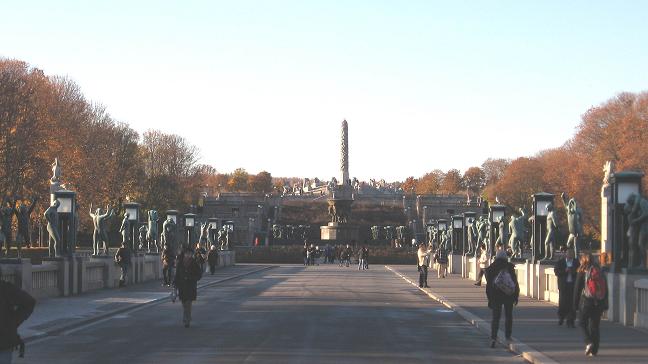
508,209,527,258
44,200,61,257
542,203,558,261
90,204,114,255
466,218,477,255
13,197,38,258
146,210,160,253
119,213,131,247
625,193,648,269
561,192,583,256
495,216,508,250
138,225,148,251
51,158,61,183
0,198,15,256
161,217,176,250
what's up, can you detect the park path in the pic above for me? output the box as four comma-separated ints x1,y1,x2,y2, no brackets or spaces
389,265,648,364
20,264,522,364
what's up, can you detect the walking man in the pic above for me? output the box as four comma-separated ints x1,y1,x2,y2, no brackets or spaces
417,244,432,288
174,244,202,328
555,248,579,327
161,244,175,286
207,245,218,274
434,246,449,278
114,242,131,287
358,245,368,270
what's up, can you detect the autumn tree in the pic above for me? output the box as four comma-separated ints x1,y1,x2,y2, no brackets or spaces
228,168,249,191
248,171,273,193
462,167,485,195
440,169,462,194
416,170,442,194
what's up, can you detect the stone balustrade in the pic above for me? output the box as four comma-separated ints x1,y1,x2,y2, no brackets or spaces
0,250,236,300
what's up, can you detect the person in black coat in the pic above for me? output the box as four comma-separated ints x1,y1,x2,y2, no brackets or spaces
0,267,35,362
574,253,608,357
485,250,520,347
174,244,202,328
554,248,579,327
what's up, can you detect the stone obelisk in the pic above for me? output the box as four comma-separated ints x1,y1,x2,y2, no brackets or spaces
321,119,359,242
340,120,349,185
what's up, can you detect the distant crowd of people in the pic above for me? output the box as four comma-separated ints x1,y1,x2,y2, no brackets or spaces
417,241,608,356
303,243,370,270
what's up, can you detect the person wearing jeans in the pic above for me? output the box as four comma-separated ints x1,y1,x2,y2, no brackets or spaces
417,244,432,288
485,250,519,347
574,253,608,356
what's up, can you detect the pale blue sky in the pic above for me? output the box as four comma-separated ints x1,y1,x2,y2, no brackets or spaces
3,1,647,181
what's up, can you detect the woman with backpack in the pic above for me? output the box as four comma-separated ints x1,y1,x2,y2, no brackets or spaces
174,243,203,328
485,250,519,348
574,253,608,356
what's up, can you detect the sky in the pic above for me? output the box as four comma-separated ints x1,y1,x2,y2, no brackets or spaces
2,1,647,181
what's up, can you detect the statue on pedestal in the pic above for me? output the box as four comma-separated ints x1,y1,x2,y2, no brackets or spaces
476,217,488,252
495,216,508,250
90,204,114,255
119,213,131,247
44,200,61,257
561,192,583,256
272,224,281,239
199,222,209,247
542,203,558,261
161,217,176,250
51,158,61,183
1,198,15,256
371,225,380,240
138,225,148,251
466,218,476,255
146,210,160,253
13,196,39,257
625,193,648,269
508,209,527,258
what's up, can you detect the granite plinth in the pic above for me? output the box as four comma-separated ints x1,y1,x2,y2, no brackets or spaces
320,222,359,242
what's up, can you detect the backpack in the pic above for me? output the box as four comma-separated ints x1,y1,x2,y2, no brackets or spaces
182,255,203,281
494,268,516,296
583,266,606,300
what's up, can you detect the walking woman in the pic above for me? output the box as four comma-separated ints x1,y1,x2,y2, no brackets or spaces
574,253,608,356
174,244,203,328
485,250,519,347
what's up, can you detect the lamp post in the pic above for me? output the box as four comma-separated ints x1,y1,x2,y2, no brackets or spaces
451,215,464,254
531,193,554,264
184,213,196,246
123,202,140,252
489,204,506,256
53,189,76,256
462,211,477,256
610,171,644,270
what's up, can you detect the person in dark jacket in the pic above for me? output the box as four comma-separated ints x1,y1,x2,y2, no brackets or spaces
574,253,608,356
161,244,175,286
554,248,579,327
174,244,202,328
0,267,35,363
114,242,132,287
485,250,520,348
207,245,219,274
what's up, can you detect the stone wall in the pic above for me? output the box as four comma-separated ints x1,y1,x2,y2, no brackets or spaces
0,250,236,300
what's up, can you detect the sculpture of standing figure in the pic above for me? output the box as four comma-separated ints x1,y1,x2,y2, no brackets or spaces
161,217,176,250
13,196,38,257
199,222,209,247
495,216,508,250
508,209,527,258
272,224,281,239
466,218,477,255
542,203,558,261
51,158,61,183
119,213,131,247
625,193,648,269
44,200,61,257
476,217,488,252
146,210,160,253
138,225,148,251
0,198,15,256
561,192,583,256
371,226,380,241
90,204,114,256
